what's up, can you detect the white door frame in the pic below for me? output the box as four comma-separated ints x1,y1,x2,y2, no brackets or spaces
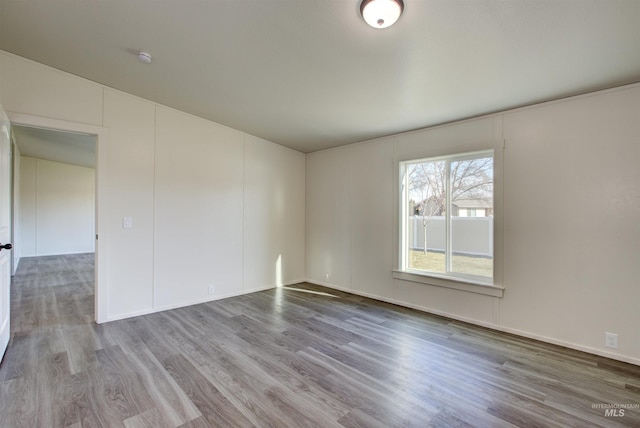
7,112,109,324
1,105,12,361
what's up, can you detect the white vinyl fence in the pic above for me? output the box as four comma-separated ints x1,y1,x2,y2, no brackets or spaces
408,216,493,257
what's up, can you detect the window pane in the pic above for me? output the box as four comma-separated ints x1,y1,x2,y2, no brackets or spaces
406,160,446,273
450,156,493,278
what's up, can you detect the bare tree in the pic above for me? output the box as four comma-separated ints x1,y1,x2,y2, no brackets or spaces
407,156,492,254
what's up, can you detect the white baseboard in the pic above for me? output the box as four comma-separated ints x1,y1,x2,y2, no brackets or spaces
102,278,304,324
305,279,640,367
20,251,95,258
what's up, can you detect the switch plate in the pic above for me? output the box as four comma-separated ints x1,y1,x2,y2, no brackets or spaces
123,217,133,229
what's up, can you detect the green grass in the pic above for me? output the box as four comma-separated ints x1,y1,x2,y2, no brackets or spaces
409,250,493,278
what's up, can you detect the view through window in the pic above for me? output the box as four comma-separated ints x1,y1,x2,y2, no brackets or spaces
401,150,494,283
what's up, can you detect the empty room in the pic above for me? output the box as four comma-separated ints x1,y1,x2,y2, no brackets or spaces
0,1,639,427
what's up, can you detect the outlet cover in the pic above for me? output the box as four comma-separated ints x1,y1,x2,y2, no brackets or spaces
605,332,618,349
208,285,215,295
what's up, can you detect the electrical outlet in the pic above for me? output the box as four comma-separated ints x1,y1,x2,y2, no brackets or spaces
208,285,215,295
605,332,618,349
122,216,133,229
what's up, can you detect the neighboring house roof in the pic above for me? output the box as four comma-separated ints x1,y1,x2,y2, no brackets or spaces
452,199,492,209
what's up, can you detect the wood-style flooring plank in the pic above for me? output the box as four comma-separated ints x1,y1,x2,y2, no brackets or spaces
162,353,253,428
123,346,202,427
123,406,177,428
95,345,156,421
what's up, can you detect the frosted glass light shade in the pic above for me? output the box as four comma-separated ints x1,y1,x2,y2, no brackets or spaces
360,0,404,29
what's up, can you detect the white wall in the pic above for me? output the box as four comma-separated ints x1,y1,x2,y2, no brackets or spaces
102,89,155,317
0,50,306,321
11,139,21,272
17,156,95,257
306,85,640,365
153,106,245,309
244,134,306,290
17,155,36,257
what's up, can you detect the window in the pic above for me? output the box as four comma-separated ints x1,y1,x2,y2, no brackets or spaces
400,150,494,284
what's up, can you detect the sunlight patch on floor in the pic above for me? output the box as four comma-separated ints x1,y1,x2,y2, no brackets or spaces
282,287,339,298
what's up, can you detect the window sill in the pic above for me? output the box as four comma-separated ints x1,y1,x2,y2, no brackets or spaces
392,270,504,297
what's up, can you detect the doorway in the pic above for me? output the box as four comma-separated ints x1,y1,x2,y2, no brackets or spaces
7,112,108,323
12,125,96,266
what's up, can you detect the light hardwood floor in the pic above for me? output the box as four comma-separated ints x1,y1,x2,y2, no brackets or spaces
1,254,639,427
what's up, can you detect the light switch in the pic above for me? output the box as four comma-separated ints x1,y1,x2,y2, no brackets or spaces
123,216,133,229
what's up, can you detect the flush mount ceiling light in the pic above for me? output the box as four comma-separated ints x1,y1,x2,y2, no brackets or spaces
137,51,152,64
360,0,404,29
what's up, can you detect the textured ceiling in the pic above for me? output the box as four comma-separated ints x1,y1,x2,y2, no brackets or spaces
1,0,639,153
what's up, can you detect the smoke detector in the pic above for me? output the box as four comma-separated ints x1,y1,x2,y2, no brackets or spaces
137,51,152,64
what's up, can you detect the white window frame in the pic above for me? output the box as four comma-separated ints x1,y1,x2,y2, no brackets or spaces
394,148,504,298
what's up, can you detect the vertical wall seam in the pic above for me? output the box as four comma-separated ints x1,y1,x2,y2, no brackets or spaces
499,115,505,326
241,134,246,292
500,131,505,325
347,147,355,290
392,136,397,301
304,152,309,281
34,159,38,255
151,105,157,309
302,150,307,282
100,88,104,323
